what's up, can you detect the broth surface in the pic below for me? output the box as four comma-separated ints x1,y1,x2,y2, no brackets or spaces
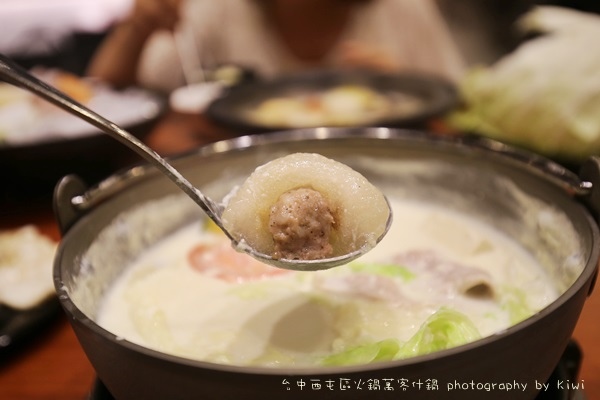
96,198,557,367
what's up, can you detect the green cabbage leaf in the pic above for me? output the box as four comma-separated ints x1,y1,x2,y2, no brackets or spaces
321,338,401,366
349,262,416,281
395,308,481,359
321,308,480,366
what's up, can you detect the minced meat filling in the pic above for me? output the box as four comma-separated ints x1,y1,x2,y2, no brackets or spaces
268,187,336,260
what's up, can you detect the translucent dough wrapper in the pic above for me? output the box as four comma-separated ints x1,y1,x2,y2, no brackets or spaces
221,153,390,259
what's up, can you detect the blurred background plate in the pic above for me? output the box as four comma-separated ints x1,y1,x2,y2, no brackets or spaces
206,69,459,133
0,83,166,200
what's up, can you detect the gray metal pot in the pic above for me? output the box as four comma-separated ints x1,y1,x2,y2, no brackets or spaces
53,128,600,400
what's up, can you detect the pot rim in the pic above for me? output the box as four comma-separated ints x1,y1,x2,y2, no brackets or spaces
53,127,600,376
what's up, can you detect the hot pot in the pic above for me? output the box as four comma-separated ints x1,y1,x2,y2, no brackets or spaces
53,128,599,400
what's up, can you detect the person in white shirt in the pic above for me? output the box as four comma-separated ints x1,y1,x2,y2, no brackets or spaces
87,0,466,92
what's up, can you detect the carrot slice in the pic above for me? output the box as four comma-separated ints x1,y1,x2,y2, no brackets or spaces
187,242,290,283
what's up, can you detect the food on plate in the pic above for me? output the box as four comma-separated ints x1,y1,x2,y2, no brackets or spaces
0,225,57,310
96,196,557,367
221,153,390,260
447,6,600,159
246,84,424,128
0,70,91,109
52,71,94,103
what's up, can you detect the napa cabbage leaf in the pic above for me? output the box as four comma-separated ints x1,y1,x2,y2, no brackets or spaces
321,308,480,366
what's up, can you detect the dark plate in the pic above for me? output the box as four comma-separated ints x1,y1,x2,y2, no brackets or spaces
206,69,458,133
0,296,61,362
0,88,166,200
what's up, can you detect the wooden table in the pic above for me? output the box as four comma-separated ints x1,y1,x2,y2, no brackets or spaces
1,111,599,400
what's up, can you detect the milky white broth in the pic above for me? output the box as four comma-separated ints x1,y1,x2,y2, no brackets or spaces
96,198,557,367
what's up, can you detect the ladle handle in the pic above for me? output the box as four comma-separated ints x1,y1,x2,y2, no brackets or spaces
0,54,223,226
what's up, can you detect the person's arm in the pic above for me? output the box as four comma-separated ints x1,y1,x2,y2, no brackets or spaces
86,0,182,88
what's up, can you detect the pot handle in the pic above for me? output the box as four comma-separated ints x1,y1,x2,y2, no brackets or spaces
578,156,600,297
579,157,600,223
53,175,90,235
53,165,150,234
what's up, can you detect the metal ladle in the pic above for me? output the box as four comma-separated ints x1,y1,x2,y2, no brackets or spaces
0,54,392,271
